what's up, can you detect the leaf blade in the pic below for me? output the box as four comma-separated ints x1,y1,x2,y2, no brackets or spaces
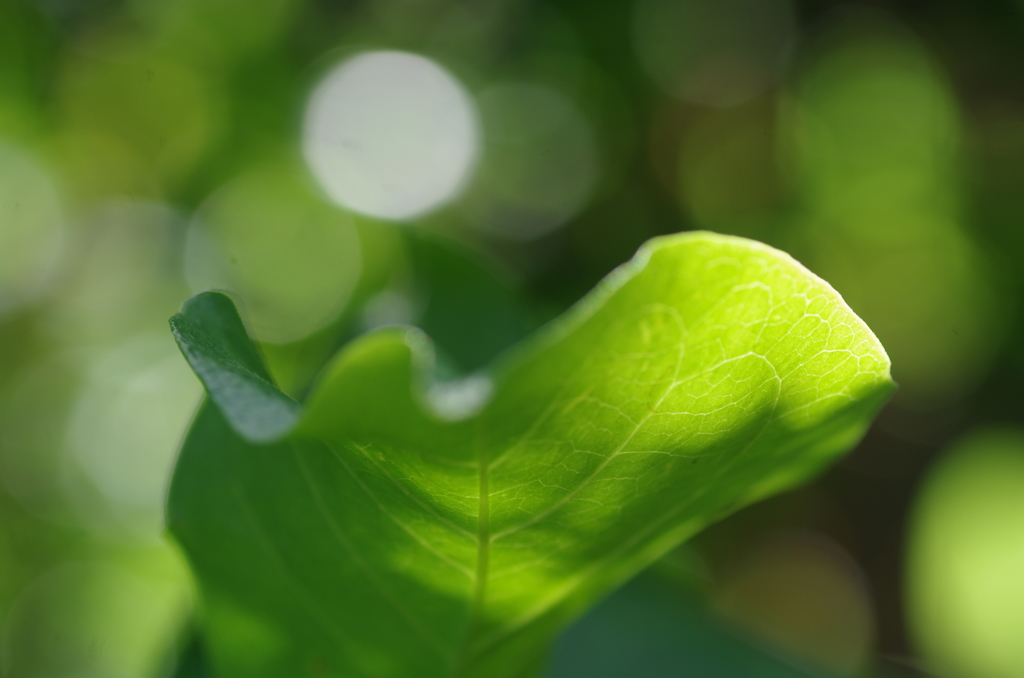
169,232,893,678
170,291,300,443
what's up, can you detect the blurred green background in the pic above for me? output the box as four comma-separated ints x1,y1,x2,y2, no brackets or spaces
1,0,1024,676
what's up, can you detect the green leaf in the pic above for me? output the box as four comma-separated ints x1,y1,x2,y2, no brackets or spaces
170,291,300,443
549,572,824,678
404,232,536,373
168,232,893,678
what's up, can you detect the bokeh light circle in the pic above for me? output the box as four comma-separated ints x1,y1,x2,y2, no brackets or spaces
463,82,598,240
65,334,202,538
712,531,873,675
0,143,65,315
791,17,996,407
302,50,479,221
907,429,1024,678
184,167,362,344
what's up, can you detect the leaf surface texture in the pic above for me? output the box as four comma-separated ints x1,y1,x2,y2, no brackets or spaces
168,232,893,678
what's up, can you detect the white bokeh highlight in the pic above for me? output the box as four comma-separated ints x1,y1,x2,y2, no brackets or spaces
303,50,479,221
66,334,202,538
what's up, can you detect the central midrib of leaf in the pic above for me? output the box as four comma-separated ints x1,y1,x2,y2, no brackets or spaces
455,368,776,665
455,436,491,676
456,395,592,672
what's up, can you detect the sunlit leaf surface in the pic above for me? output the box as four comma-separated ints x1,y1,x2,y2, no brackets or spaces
168,232,892,678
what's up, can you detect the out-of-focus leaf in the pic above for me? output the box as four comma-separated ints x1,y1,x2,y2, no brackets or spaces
169,633,211,678
169,291,299,443
548,572,820,678
168,232,892,678
406,232,535,373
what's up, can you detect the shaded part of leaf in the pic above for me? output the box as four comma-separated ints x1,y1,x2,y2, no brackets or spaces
177,291,272,379
168,401,473,678
170,291,300,443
